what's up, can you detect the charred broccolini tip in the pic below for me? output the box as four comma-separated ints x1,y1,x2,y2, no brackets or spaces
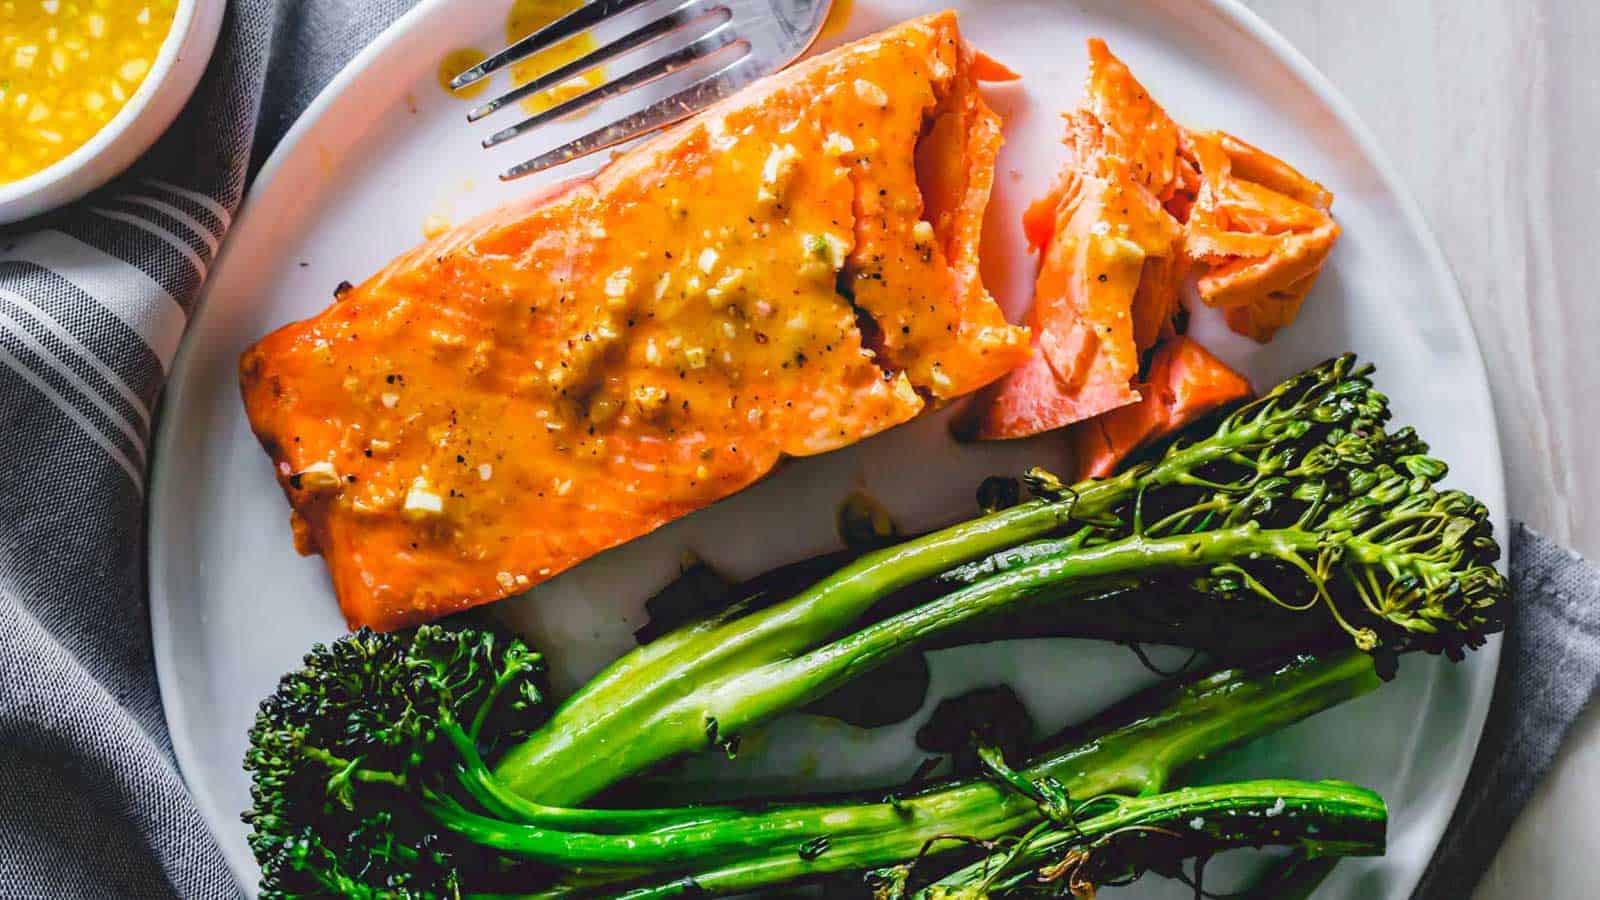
242,624,548,899
950,353,1506,659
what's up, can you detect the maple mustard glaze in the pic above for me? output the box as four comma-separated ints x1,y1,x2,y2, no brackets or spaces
437,0,602,111
242,13,1029,631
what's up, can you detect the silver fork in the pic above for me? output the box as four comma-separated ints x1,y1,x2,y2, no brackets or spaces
451,0,835,181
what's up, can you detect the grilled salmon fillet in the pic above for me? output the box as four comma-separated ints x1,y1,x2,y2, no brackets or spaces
240,12,1029,631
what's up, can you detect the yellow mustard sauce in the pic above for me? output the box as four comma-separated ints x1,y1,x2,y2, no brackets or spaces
437,47,488,99
438,0,603,113
0,0,178,184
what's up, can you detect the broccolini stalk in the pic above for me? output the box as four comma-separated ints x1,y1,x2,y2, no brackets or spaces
453,653,1382,895
494,357,1504,805
904,780,1385,900
588,781,1384,900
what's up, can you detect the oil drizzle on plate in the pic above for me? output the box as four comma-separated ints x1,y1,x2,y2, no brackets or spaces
437,0,604,112
437,47,488,99
506,0,604,113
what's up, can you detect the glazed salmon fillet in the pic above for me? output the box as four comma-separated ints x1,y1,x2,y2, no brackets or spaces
240,12,1029,631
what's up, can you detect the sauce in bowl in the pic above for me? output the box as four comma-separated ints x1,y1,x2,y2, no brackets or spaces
0,0,179,185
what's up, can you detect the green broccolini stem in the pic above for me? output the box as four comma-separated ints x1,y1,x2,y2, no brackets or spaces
599,779,1384,900
500,523,1326,804
490,492,1111,803
436,653,1380,885
916,779,1386,898
439,719,749,834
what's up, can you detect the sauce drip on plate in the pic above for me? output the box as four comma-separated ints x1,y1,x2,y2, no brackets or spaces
437,0,603,113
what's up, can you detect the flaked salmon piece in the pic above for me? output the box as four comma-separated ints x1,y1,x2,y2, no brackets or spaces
973,39,1338,442
1181,129,1340,342
1066,336,1252,480
240,12,1028,631
1069,38,1185,200
970,40,1182,440
970,168,1179,439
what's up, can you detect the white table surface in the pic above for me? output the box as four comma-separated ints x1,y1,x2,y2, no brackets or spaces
1241,1,1600,896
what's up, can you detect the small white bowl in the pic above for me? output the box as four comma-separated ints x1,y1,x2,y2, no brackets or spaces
0,0,227,226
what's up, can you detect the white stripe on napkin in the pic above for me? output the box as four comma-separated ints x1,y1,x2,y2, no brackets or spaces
0,300,149,449
0,231,187,371
143,178,233,229
117,195,222,256
0,343,143,491
90,209,208,281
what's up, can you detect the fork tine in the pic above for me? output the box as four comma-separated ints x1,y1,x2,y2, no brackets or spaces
500,52,762,180
449,0,655,91
482,25,743,151
468,0,731,123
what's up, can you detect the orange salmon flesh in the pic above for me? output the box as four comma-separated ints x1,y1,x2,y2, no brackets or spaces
972,38,1337,442
240,12,1029,631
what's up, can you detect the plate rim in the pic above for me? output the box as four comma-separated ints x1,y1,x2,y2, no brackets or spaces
149,0,1506,894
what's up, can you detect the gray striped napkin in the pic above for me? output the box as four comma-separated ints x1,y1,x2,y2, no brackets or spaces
0,3,1592,898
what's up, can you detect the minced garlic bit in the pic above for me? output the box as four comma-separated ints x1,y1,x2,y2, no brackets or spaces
478,463,493,481
823,132,855,157
496,571,517,590
294,460,342,490
928,363,954,394
758,143,801,205
707,268,745,306
912,220,936,246
697,247,720,275
803,232,849,273
633,383,669,416
381,392,400,408
684,346,708,369
429,328,466,347
604,266,635,299
403,478,445,518
853,78,889,107
891,375,921,408
422,214,452,239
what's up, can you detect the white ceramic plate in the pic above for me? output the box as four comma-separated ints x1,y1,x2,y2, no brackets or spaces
150,1,1506,896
